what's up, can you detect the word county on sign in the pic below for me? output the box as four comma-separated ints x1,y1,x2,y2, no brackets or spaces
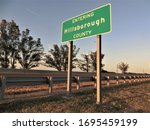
62,3,112,42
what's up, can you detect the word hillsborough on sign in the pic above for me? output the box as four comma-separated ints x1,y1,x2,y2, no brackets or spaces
62,3,111,42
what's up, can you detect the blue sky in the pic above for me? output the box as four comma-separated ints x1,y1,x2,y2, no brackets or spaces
0,0,150,73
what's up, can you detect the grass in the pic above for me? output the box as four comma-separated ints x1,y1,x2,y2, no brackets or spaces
0,82,150,113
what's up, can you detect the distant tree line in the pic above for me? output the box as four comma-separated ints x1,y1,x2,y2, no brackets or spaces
44,45,105,72
0,19,106,71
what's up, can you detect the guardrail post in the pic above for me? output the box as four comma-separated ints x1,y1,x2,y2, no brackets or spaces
144,76,146,81
0,76,6,99
128,76,131,83
133,76,136,82
124,76,126,83
138,76,141,82
48,76,53,94
106,76,110,86
146,76,148,80
144,76,147,81
140,76,143,82
115,76,119,85
143,75,146,81
147,76,149,81
148,76,150,81
141,76,144,81
76,76,80,90
137,76,140,82
122,76,126,84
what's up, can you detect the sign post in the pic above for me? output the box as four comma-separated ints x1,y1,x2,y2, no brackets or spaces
96,35,102,104
62,3,111,104
67,41,73,94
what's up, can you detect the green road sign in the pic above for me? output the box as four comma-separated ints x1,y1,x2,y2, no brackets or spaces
62,3,112,42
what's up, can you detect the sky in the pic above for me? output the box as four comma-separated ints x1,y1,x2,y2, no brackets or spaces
0,0,150,73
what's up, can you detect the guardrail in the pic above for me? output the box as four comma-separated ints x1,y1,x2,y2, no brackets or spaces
0,69,150,99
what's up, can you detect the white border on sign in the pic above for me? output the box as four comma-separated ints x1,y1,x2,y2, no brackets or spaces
61,3,112,43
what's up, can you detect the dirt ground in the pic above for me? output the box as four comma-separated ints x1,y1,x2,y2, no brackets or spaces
0,81,150,113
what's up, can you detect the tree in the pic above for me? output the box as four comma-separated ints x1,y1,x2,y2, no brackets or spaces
18,29,44,69
78,54,91,72
78,51,105,72
89,51,105,72
44,44,80,71
118,62,129,73
0,19,20,68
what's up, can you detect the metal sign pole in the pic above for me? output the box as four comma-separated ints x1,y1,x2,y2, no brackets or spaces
96,35,102,104
67,41,73,94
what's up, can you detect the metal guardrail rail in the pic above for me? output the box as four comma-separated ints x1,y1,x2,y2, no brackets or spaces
0,68,150,99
